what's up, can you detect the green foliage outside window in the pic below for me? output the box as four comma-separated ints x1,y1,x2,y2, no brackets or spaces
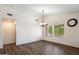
54,25,64,37
48,26,52,34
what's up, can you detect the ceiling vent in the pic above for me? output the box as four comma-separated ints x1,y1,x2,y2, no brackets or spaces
7,13,13,16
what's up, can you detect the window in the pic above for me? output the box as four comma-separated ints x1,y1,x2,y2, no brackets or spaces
48,26,52,34
47,25,53,37
54,25,64,37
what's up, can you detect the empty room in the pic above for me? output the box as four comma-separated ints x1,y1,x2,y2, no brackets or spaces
0,4,79,55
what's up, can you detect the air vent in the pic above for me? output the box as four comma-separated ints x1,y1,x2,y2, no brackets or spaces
7,13,13,16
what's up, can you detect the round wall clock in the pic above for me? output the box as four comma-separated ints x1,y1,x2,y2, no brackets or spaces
67,18,78,27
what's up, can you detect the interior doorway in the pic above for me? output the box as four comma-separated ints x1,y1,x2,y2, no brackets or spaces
2,18,16,54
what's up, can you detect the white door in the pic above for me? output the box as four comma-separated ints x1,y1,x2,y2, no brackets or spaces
2,18,16,45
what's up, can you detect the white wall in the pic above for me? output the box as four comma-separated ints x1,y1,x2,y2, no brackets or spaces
44,12,79,48
16,11,42,45
0,16,3,48
0,5,42,48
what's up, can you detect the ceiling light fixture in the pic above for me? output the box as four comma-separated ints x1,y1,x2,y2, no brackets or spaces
40,9,47,27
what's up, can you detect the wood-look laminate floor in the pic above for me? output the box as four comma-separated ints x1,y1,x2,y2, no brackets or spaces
0,40,79,55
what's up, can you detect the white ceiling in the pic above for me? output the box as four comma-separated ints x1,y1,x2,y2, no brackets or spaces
24,4,79,15
2,4,79,15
